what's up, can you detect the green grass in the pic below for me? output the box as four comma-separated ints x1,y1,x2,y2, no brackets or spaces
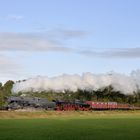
0,111,140,140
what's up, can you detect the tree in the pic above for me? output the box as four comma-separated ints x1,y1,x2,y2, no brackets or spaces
0,91,4,108
3,80,14,96
0,80,15,107
0,82,2,88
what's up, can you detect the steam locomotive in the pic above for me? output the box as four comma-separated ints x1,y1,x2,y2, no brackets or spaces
7,97,140,111
7,97,56,110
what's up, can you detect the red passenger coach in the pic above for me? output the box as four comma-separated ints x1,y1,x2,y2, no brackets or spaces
108,102,118,109
117,103,130,110
85,101,118,110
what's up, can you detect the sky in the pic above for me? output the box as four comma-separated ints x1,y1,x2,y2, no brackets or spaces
0,0,140,83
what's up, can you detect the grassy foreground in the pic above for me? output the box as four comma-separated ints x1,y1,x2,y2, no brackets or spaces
0,111,140,140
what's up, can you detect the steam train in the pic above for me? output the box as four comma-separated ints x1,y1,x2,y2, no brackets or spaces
7,97,140,111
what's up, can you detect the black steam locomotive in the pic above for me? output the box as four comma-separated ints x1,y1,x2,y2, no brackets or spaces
7,97,56,110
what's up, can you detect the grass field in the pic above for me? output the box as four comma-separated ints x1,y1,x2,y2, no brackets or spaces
0,111,140,140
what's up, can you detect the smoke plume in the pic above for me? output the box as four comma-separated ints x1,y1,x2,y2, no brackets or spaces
12,70,140,95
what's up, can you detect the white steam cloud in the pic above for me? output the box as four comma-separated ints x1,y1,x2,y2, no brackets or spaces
12,70,140,95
